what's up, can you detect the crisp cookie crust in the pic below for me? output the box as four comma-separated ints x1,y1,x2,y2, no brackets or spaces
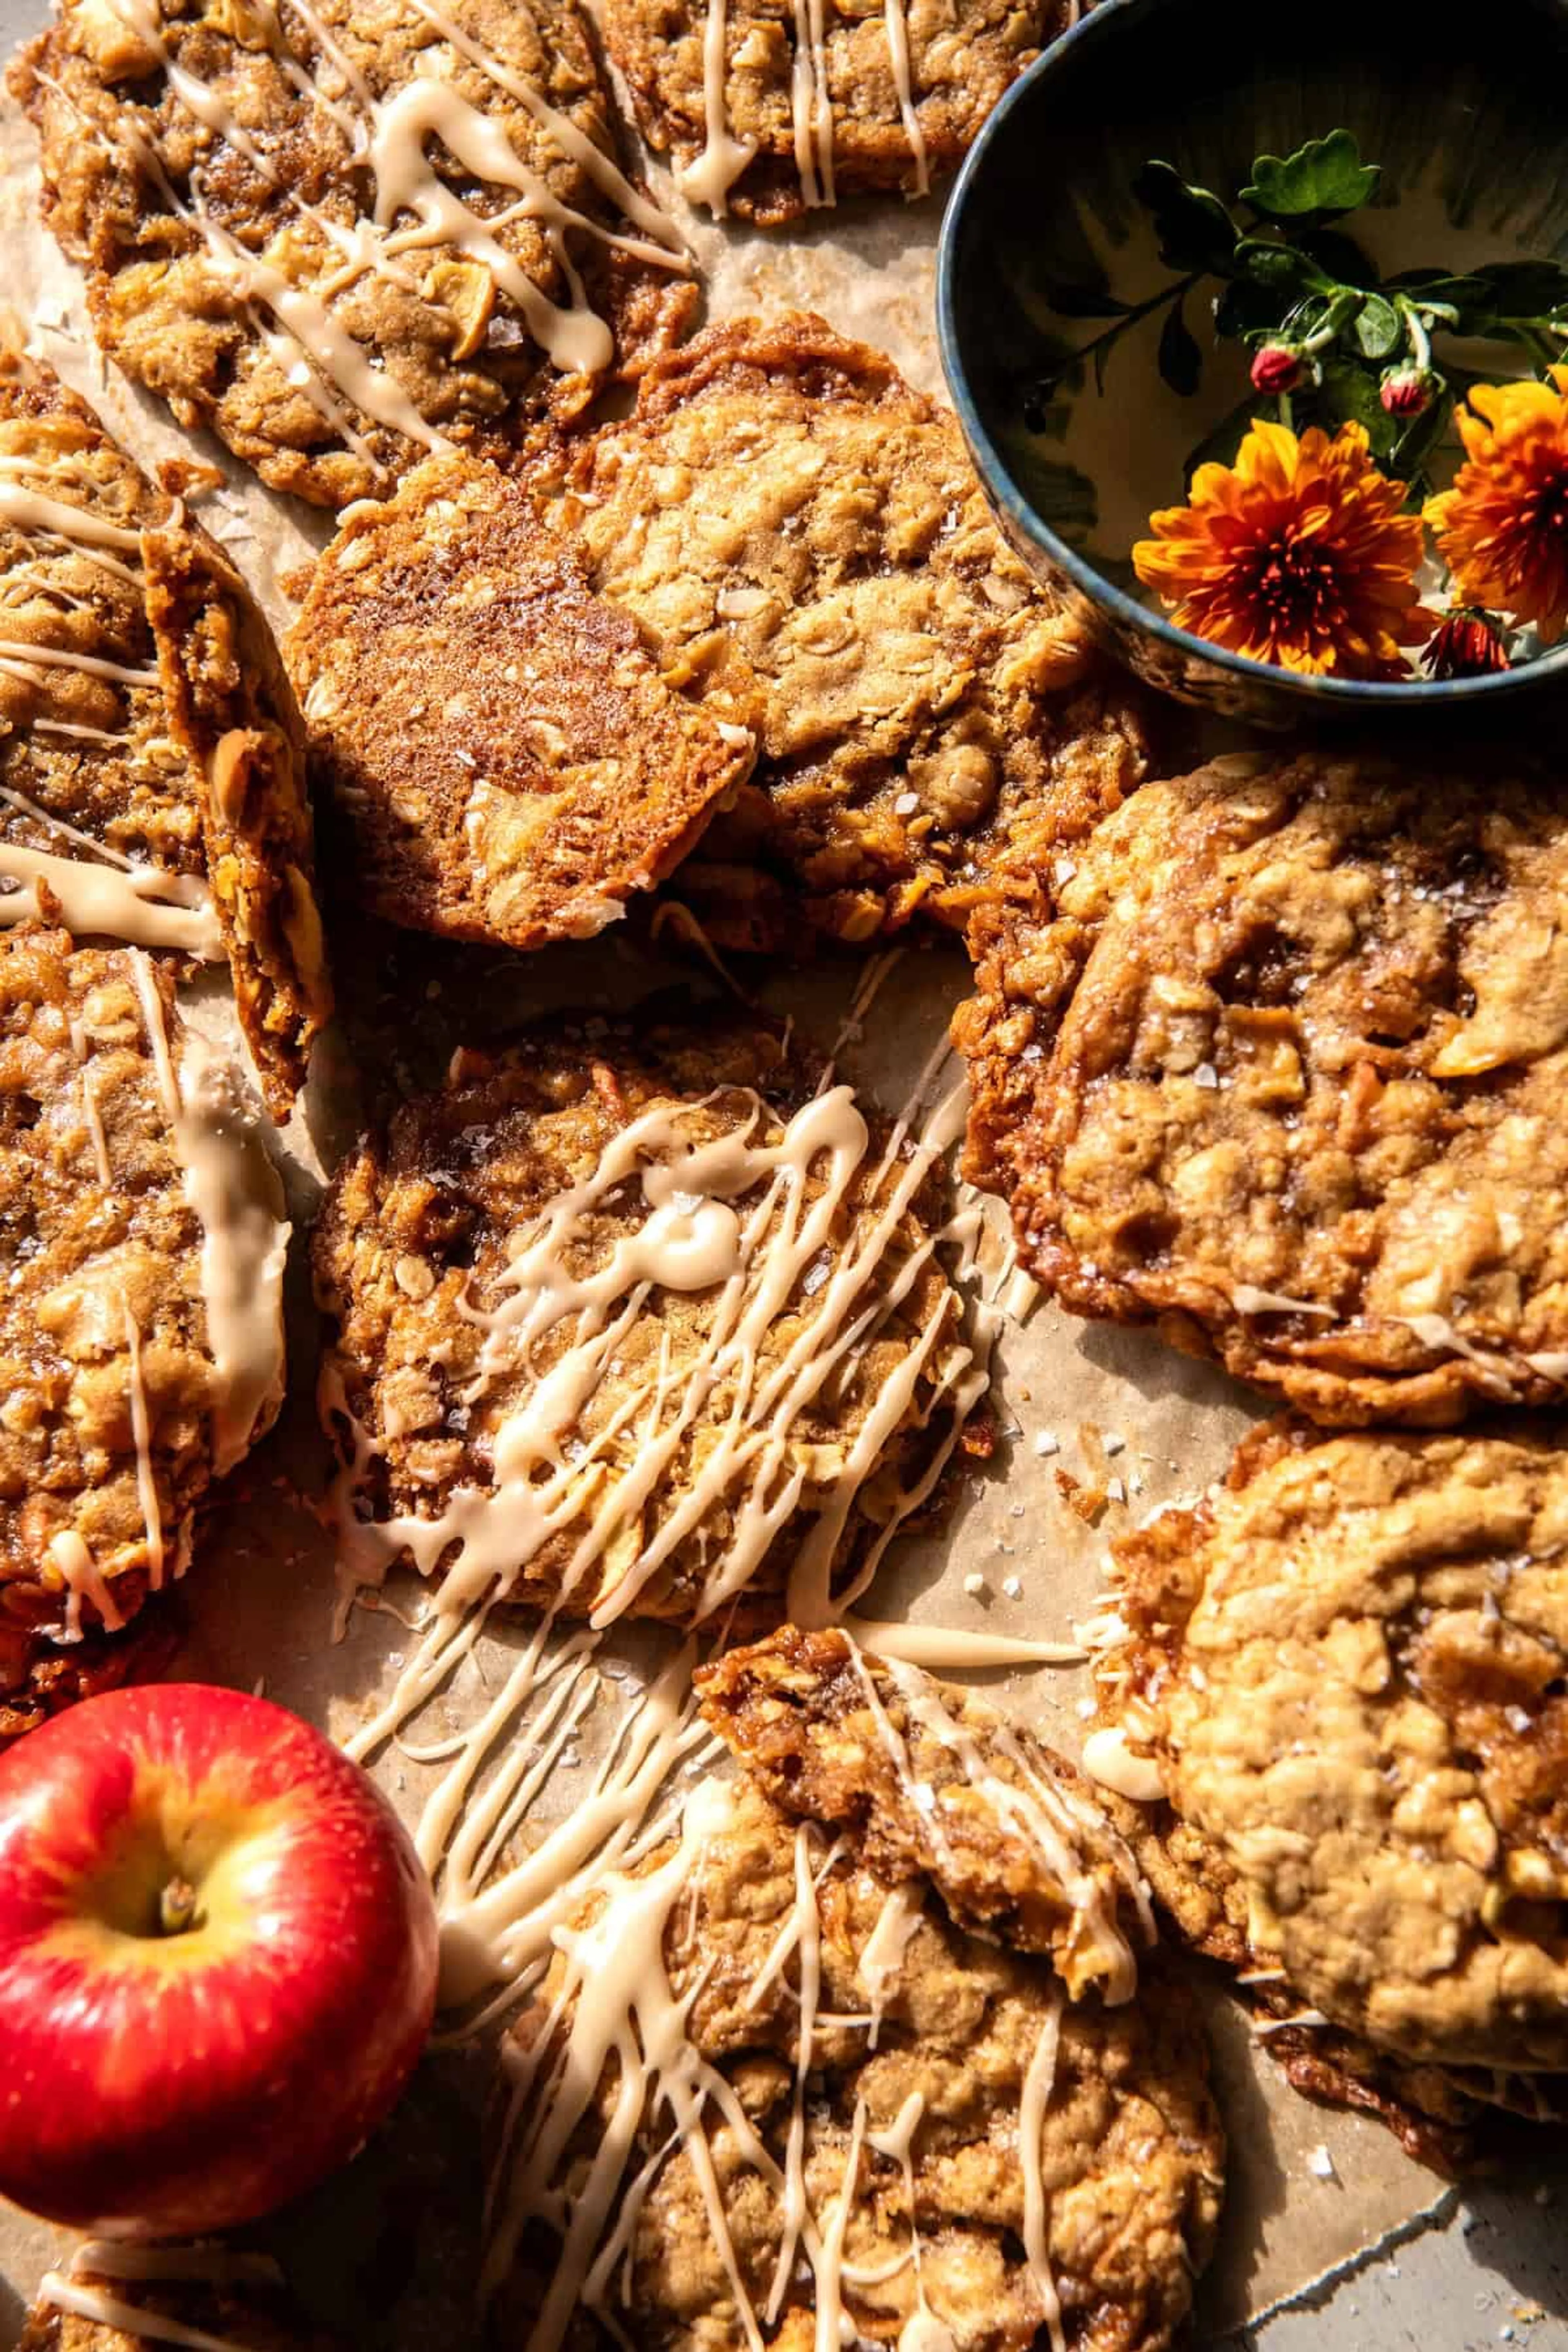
11,0,697,508
0,927,283,1739
957,747,1568,1425
0,349,327,1114
536,314,1149,949
314,1027,976,1630
286,454,752,950
492,1634,1224,2352
600,0,1071,225
1098,1420,1568,2082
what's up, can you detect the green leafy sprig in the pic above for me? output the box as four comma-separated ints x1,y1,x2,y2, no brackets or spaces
1022,130,1568,497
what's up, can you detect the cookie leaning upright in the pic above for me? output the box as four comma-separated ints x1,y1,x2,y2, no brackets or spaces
532,313,1151,949
1091,1419,1568,2159
488,1627,1224,2352
286,454,752,950
0,348,328,1115
956,744,1568,1425
10,0,697,507
600,0,1075,224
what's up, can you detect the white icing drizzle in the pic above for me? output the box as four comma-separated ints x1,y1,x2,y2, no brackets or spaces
880,1655,1149,2000
69,1016,113,1187
121,1291,167,1589
789,0,835,208
36,2274,261,2352
47,1528,127,1639
1229,1284,1335,1320
0,634,158,688
842,1616,1088,1669
677,0,757,213
0,840,223,960
0,482,144,555
0,784,137,869
128,957,290,1477
856,1879,922,2047
1019,1995,1068,2352
881,0,928,196
1081,1724,1165,1804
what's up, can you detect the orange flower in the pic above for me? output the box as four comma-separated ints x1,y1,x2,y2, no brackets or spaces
1133,419,1428,678
1425,368,1568,645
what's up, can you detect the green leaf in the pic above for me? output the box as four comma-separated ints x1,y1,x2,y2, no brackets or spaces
1043,281,1131,320
1312,357,1398,462
1212,277,1283,339
1157,296,1203,396
1235,240,1330,296
1298,227,1380,286
1132,160,1238,272
1468,259,1568,317
1351,292,1402,360
1390,389,1454,499
1241,129,1381,222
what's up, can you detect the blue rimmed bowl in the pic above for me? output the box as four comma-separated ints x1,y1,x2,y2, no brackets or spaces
938,0,1568,727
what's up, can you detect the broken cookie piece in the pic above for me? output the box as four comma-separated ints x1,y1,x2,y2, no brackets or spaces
286,455,752,950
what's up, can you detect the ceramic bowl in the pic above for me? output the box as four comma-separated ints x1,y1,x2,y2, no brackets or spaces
938,0,1568,726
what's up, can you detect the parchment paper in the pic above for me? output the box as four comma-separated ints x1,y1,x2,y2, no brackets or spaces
0,54,1461,2347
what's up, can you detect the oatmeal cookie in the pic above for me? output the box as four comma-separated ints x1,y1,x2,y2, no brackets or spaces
314,1024,979,1631
1096,1419,1568,2101
0,924,288,1741
601,0,1073,225
19,2253,336,2350
534,314,1150,949
285,454,752,949
957,746,1568,1425
488,1631,1223,2352
0,348,327,1113
11,0,697,508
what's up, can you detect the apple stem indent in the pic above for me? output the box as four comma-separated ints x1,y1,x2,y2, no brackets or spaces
159,1875,202,1937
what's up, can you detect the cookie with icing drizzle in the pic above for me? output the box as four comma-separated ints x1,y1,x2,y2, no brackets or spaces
10,0,698,508
314,1023,983,1633
20,2243,338,2351
956,746,1568,1427
0,925,288,1742
0,347,328,1115
285,452,753,950
529,313,1151,951
600,0,1074,225
1089,1418,1568,2169
486,1629,1223,2352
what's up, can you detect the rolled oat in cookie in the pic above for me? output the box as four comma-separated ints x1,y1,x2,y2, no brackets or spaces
0,346,327,1115
11,0,697,508
528,314,1150,951
0,926,287,1742
601,0,1075,225
1091,1419,1568,2148
285,454,753,950
958,746,1568,1425
488,1628,1224,2352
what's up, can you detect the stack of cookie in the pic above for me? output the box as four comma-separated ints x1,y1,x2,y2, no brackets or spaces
956,745,1568,2165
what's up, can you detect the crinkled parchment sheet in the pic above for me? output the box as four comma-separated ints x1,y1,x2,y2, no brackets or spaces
0,52,1454,2348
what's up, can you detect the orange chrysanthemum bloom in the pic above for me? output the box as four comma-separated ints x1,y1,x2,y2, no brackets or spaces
1425,368,1568,645
1133,419,1428,678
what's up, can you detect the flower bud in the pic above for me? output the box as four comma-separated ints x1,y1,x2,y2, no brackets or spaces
1250,343,1301,396
1380,365,1440,419
1423,608,1510,680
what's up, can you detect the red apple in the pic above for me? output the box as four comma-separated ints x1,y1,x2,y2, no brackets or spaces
0,1683,438,2238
